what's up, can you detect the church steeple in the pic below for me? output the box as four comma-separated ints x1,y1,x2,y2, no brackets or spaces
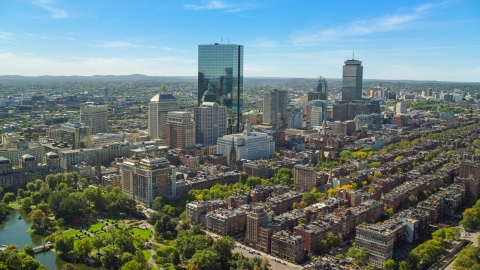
229,136,237,170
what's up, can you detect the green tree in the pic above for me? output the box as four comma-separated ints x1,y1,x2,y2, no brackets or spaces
156,246,180,265
188,249,221,270
340,150,352,161
408,195,419,207
74,237,92,261
245,177,262,189
100,245,122,269
326,231,339,248
55,235,74,255
152,196,164,212
355,247,370,266
30,209,47,229
212,236,235,268
369,162,382,168
23,244,35,257
384,259,396,270
120,260,143,270
298,217,307,226
114,230,136,254
21,197,34,210
91,235,105,254
176,233,213,260
239,172,248,184
3,192,14,203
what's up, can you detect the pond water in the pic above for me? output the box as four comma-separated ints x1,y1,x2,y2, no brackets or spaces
0,209,105,270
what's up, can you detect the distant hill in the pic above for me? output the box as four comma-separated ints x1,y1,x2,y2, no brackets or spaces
0,75,477,84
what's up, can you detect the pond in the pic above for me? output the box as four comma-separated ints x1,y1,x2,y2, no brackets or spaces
0,209,105,270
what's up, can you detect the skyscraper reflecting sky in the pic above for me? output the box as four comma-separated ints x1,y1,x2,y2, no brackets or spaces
198,44,243,133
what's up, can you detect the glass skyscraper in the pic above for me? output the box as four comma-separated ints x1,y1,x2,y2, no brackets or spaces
198,43,243,133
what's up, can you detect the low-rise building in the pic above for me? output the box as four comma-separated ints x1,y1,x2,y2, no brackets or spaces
271,230,305,262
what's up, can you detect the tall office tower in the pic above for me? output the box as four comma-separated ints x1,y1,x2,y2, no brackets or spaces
148,94,180,140
427,88,433,96
198,43,243,133
310,100,327,126
80,105,108,135
195,102,227,145
166,111,194,149
315,76,328,93
263,88,288,125
341,58,363,101
60,122,90,150
104,88,110,101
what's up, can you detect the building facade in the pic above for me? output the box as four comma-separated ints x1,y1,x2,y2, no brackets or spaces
80,105,108,135
217,123,275,164
198,44,243,133
194,102,227,145
341,58,363,101
166,111,194,149
148,94,180,140
60,122,90,150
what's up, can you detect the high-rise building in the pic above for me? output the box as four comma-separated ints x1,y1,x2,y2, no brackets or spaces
310,100,327,126
80,105,108,135
194,102,227,145
263,88,288,126
148,94,179,140
104,88,110,101
396,102,407,114
121,157,176,205
198,44,243,133
287,108,303,129
60,122,90,150
166,111,194,149
315,76,328,93
341,58,363,101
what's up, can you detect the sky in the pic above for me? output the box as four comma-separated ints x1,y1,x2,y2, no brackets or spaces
0,0,479,81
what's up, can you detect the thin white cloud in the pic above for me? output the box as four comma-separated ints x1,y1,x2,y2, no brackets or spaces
0,53,196,76
184,0,254,12
162,47,189,53
33,0,69,19
290,1,450,46
248,38,278,48
0,31,15,41
101,41,155,49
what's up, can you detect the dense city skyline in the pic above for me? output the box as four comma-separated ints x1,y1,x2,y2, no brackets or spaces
0,0,479,81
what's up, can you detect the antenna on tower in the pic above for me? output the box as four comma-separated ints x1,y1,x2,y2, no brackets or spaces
353,49,355,60
221,37,223,43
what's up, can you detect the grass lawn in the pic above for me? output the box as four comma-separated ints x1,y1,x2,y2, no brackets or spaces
118,224,126,230
142,250,151,261
63,229,82,238
26,228,35,233
129,228,152,240
88,222,104,232
8,200,20,205
105,218,122,224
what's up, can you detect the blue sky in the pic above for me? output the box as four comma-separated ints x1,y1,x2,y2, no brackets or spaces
0,0,479,81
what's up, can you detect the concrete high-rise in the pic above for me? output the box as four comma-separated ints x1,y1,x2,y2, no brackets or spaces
310,100,327,126
80,105,108,135
263,89,288,126
166,111,194,149
198,44,243,133
148,94,179,140
60,122,90,150
194,102,227,145
341,58,363,101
